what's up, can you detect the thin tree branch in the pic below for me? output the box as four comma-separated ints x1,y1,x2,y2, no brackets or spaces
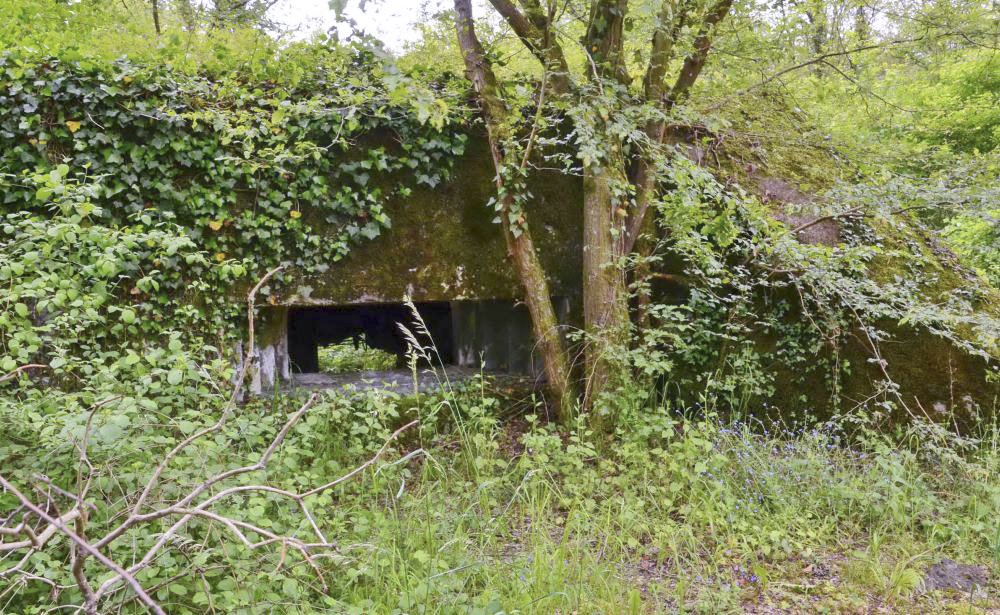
130,265,283,519
519,68,549,170
0,509,81,552
791,205,864,235
707,36,927,110
487,0,573,93
667,0,735,106
0,364,48,384
0,475,164,615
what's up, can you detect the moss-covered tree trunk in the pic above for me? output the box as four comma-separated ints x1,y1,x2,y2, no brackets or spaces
582,158,631,417
453,0,576,422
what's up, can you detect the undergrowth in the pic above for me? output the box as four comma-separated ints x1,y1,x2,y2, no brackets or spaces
7,369,998,613
317,337,399,374
273,384,1000,615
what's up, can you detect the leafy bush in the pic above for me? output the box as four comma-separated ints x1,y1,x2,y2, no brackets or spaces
317,338,398,374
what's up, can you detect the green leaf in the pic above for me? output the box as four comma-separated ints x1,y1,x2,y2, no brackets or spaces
98,423,124,443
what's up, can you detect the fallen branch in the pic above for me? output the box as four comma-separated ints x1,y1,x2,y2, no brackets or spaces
0,509,81,552
791,205,864,235
0,267,424,614
0,364,48,384
0,475,162,615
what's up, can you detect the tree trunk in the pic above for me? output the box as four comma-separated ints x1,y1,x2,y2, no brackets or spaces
151,0,161,35
582,158,631,420
503,199,577,422
453,0,576,422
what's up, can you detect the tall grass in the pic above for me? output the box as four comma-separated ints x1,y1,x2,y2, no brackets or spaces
289,371,1000,613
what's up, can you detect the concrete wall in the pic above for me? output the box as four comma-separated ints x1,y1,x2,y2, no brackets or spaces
451,299,569,377
266,134,583,308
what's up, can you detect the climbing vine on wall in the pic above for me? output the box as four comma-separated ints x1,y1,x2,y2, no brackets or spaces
0,50,468,346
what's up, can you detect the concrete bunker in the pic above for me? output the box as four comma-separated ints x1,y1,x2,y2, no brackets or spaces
252,299,568,392
242,134,584,394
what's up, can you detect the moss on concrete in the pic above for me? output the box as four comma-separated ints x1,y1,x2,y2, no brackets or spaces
683,90,1000,422
273,133,582,306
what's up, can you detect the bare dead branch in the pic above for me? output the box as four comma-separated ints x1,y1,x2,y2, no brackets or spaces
0,364,48,384
0,475,164,615
0,509,81,552
790,205,864,235
93,411,418,600
247,265,283,362
30,475,97,513
0,267,422,613
131,265,283,519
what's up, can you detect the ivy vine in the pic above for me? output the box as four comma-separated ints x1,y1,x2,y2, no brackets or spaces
0,50,468,340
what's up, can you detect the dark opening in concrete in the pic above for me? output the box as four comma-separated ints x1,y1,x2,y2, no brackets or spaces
287,302,454,374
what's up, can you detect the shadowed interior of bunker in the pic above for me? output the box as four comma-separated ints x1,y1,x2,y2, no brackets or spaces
255,299,567,391
287,303,454,373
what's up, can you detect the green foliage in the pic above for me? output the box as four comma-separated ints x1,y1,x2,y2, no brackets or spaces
7,346,1000,613
896,50,1000,154
0,49,466,347
591,147,1000,421
0,0,306,81
0,171,227,381
934,152,1000,287
317,338,398,373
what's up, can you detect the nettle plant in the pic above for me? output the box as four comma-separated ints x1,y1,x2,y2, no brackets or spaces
0,49,467,343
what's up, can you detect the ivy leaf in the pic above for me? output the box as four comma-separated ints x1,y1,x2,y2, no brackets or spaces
65,120,81,133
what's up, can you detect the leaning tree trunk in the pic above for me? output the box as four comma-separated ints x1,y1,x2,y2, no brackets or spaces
502,198,577,422
453,0,577,422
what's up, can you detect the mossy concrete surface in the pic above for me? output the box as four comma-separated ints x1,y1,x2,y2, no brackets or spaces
274,134,582,306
